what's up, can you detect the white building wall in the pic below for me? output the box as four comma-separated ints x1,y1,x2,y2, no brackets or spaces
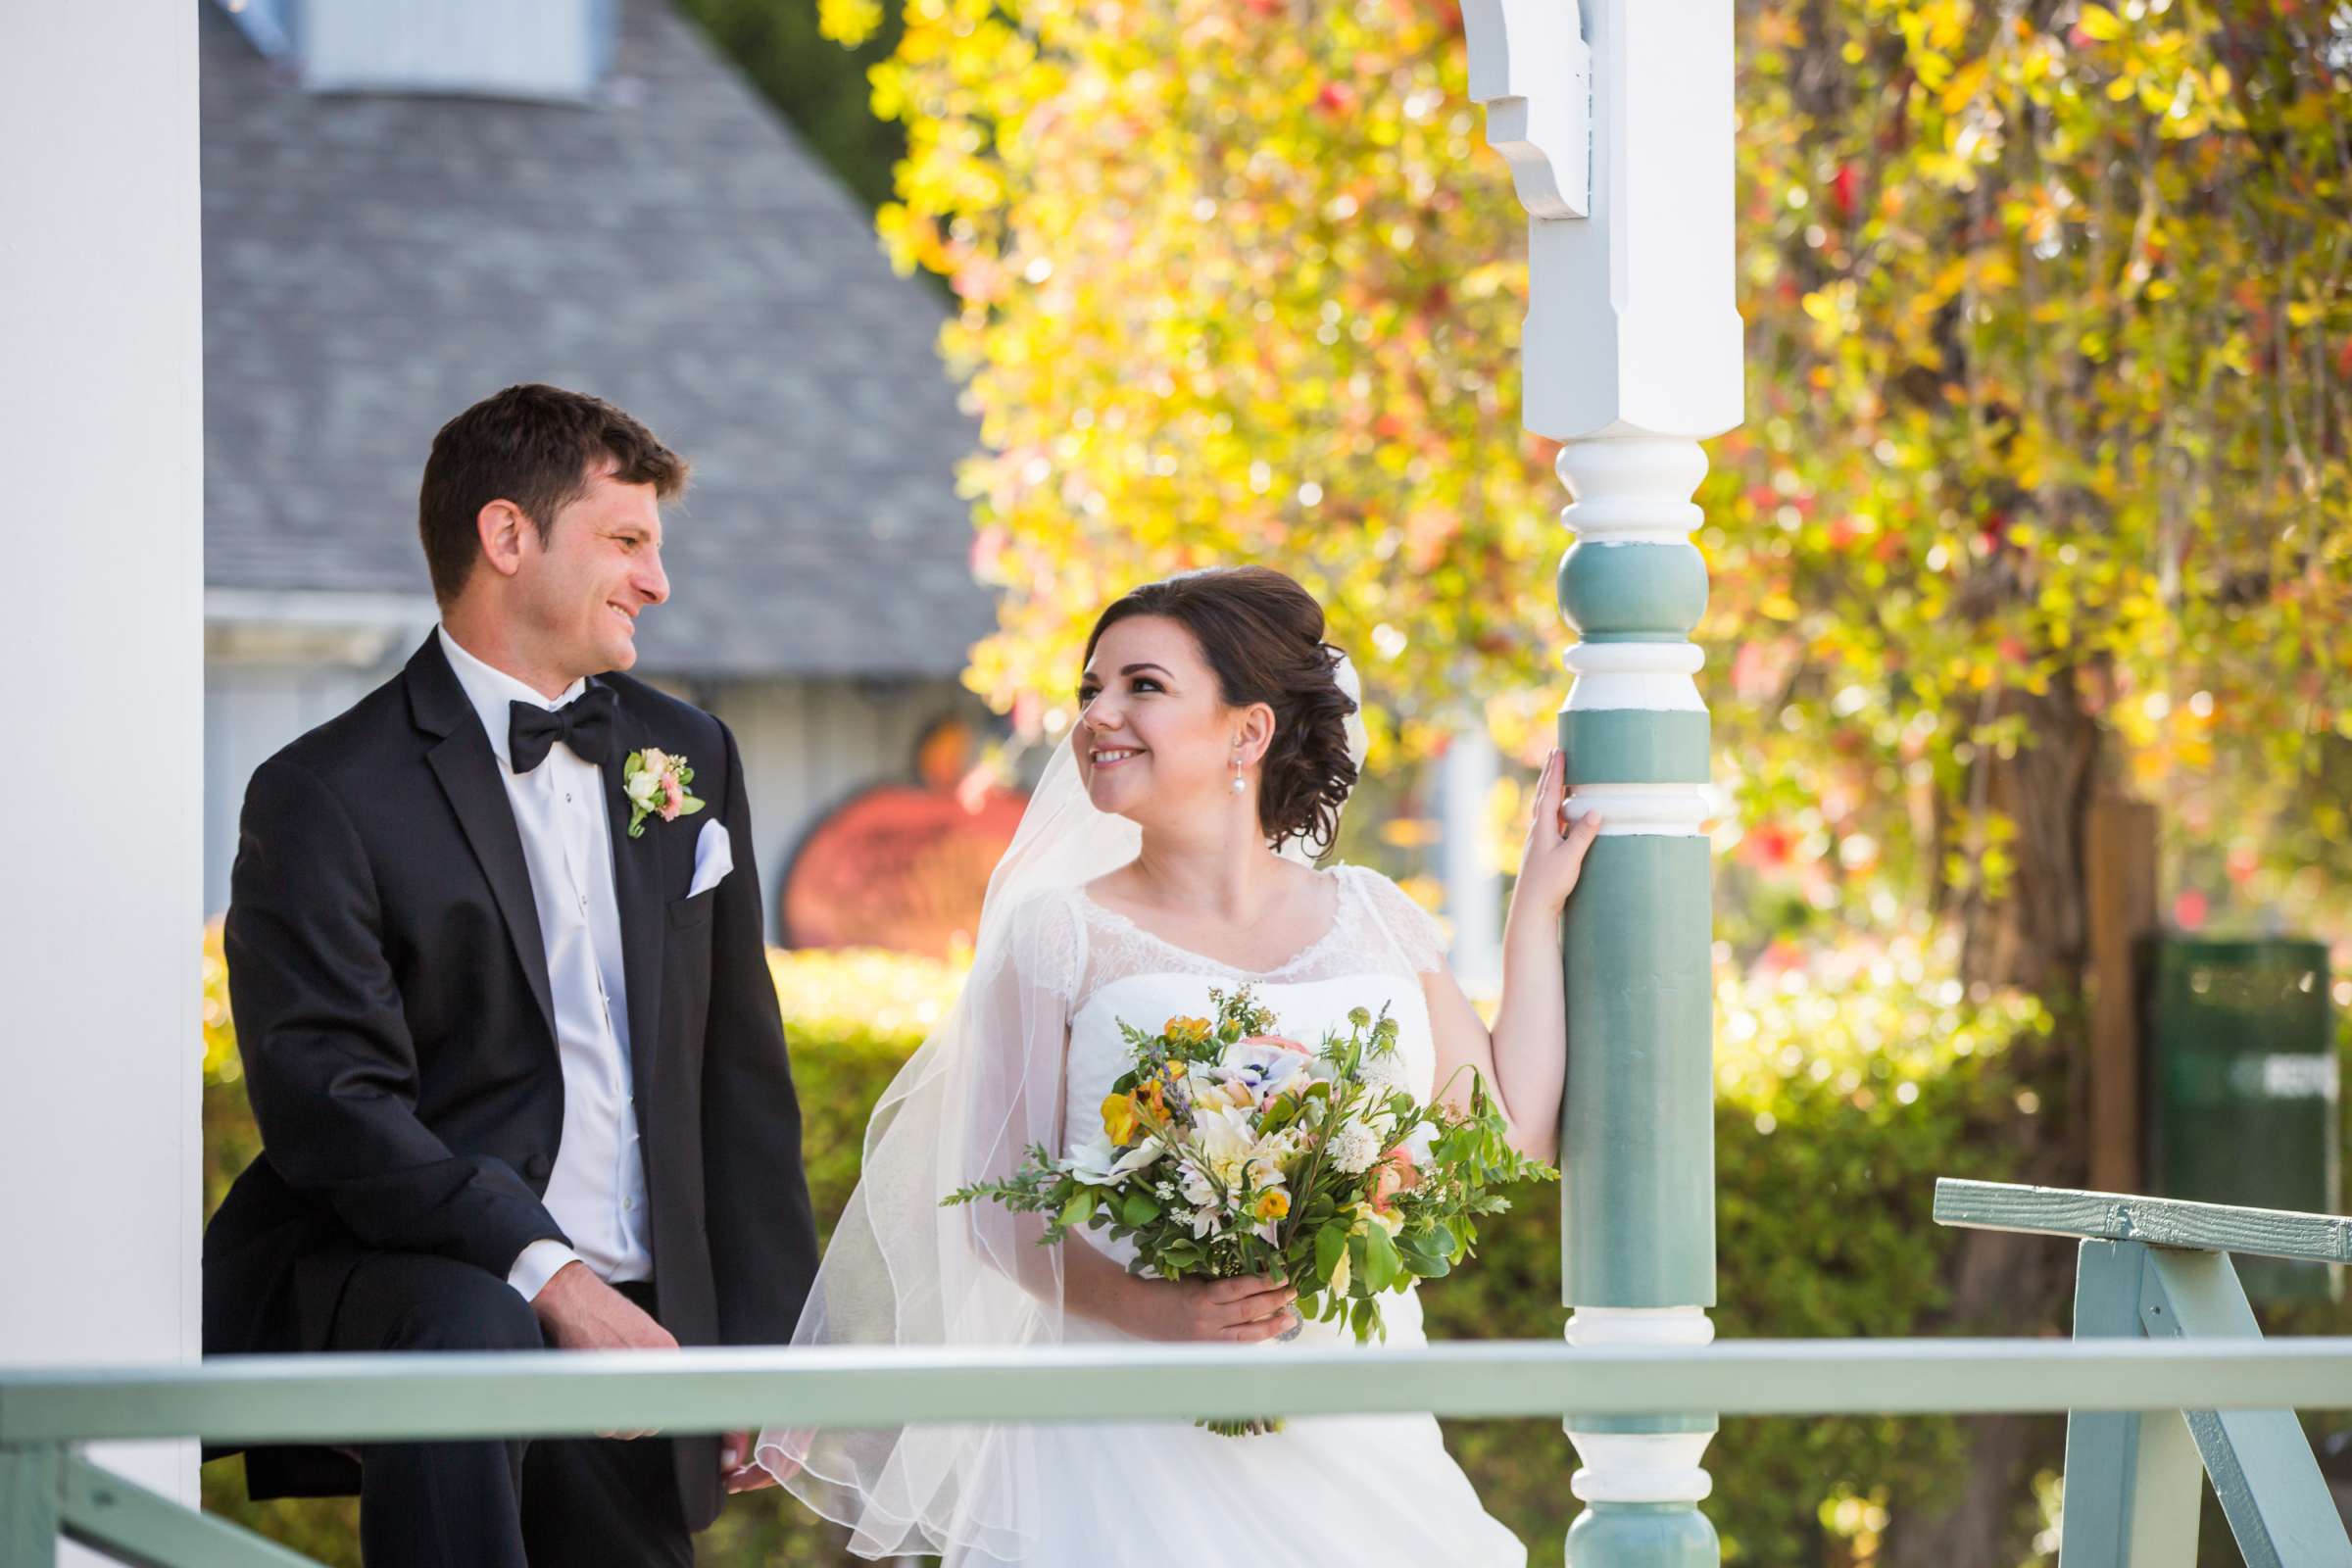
1,0,206,1543
204,661,395,914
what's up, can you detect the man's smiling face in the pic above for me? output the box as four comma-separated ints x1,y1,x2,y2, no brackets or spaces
515,460,670,678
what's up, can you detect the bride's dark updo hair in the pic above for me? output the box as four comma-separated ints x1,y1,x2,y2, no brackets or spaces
1083,565,1359,857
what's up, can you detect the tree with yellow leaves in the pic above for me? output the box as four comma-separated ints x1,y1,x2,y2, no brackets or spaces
829,0,2346,956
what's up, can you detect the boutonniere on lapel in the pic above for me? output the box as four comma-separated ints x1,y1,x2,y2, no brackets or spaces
621,748,706,839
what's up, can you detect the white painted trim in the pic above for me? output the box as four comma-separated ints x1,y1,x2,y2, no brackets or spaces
205,587,442,626
5,0,205,1522
1565,783,1714,837
1566,1306,1718,1348
1564,643,1705,676
1564,1431,1717,1503
1557,433,1709,542
1563,1308,1717,1503
1462,0,1592,220
1561,641,1707,713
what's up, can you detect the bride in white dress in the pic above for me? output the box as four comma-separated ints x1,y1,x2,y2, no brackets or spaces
759,566,1600,1565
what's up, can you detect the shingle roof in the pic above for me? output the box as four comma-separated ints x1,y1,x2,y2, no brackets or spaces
200,0,994,679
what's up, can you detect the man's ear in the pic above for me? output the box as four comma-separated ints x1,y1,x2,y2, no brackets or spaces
475,499,530,580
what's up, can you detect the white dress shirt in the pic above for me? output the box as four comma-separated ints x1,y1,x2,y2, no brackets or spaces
437,626,654,1301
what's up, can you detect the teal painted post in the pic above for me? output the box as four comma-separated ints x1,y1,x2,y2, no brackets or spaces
2056,1240,2202,1568
2139,1249,2352,1568
1,1444,61,1568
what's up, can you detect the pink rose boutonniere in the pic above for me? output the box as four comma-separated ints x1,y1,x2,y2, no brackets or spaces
622,747,706,839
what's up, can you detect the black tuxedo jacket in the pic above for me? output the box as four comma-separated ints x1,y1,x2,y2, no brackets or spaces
203,635,819,1528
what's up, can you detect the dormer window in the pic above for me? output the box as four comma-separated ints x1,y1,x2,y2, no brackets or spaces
215,0,614,102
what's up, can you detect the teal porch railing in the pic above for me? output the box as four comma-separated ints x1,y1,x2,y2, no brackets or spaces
8,1180,2352,1566
1936,1178,2352,1567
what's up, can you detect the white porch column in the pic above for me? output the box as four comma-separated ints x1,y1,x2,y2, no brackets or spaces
1439,718,1506,1000
0,0,206,1548
1464,1,1741,1561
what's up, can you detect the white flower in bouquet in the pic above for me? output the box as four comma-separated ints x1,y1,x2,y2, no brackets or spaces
1324,1118,1383,1176
1194,1102,1285,1191
1357,1049,1412,1099
1216,1039,1316,1097
1062,1135,1162,1185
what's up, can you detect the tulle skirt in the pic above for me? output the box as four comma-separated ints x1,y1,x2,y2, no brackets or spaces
944,1289,1526,1568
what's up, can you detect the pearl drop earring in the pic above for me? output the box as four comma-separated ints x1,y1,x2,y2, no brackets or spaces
1231,747,1248,795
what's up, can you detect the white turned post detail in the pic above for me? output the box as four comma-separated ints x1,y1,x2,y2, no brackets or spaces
1564,1308,1717,1507
1554,435,1715,846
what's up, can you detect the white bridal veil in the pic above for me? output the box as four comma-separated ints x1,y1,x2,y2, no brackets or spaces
757,652,1367,1559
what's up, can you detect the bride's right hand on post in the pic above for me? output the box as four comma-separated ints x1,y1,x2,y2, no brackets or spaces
1513,749,1602,917
1126,1274,1298,1342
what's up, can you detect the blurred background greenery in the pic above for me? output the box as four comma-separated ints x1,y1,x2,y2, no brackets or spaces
207,921,2096,1566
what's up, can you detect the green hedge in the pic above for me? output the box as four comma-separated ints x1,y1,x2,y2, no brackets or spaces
200,929,2049,1565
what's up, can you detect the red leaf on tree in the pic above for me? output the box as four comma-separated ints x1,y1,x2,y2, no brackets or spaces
1746,824,1796,868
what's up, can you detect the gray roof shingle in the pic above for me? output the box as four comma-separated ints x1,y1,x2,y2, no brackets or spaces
201,0,994,679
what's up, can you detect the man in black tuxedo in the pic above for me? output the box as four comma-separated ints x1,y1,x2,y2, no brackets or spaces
205,384,819,1565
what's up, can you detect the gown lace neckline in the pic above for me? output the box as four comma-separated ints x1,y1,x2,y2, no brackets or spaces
1072,865,1350,981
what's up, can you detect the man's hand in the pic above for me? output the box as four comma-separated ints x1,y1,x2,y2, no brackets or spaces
720,1430,786,1493
531,1262,678,1439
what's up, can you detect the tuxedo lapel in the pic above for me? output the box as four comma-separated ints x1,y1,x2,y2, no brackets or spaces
406,638,560,1051
601,688,664,1105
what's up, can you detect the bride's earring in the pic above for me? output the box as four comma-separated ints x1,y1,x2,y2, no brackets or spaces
1231,745,1248,795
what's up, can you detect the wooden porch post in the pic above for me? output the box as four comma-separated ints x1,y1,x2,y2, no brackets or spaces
1462,1,1741,1560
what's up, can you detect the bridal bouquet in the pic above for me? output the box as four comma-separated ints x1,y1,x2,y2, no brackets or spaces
946,985,1555,1432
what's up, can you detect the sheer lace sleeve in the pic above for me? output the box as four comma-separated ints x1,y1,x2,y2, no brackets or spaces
1351,865,1451,976
1011,885,1087,1018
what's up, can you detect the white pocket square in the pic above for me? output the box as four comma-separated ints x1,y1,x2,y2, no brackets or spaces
689,820,733,898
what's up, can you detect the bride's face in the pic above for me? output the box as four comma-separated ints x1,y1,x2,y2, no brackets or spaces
1075,614,1251,825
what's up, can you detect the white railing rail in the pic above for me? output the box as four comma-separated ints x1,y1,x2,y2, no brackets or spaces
13,1180,2352,1565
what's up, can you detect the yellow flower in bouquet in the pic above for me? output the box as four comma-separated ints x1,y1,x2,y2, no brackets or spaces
1101,1092,1140,1145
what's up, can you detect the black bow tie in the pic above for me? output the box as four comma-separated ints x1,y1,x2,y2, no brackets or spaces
508,686,617,772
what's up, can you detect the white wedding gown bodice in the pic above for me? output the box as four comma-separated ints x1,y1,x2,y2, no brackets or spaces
956,864,1525,1567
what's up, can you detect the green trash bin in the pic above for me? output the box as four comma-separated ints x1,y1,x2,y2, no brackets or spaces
2145,937,2340,1302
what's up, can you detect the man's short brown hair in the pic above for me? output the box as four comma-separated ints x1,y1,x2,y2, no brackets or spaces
417,383,689,605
